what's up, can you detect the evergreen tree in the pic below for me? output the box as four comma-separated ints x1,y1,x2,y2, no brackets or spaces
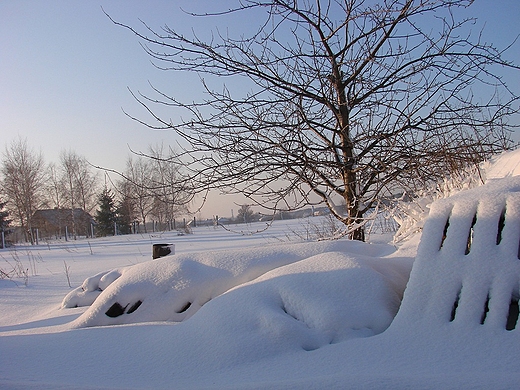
116,196,134,235
0,199,11,248
95,187,116,237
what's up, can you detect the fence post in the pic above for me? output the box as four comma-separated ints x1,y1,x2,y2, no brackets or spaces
152,243,175,259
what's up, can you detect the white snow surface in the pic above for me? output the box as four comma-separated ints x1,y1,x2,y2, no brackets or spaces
485,148,520,180
2,151,520,389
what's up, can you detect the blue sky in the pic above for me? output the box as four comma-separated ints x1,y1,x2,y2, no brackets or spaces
0,1,519,216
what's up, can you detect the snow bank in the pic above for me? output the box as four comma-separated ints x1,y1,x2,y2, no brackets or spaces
67,239,402,328
0,239,412,390
189,251,407,355
485,148,520,180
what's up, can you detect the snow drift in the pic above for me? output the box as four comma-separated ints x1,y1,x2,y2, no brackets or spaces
64,240,407,332
2,150,520,389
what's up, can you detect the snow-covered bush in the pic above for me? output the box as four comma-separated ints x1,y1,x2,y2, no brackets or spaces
390,165,485,243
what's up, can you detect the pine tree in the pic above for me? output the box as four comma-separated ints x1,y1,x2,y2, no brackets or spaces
116,196,134,235
0,199,11,248
95,187,116,237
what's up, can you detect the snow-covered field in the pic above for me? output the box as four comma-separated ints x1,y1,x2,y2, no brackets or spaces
2,149,520,389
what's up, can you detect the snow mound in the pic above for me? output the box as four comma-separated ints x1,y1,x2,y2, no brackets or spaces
485,148,520,180
151,250,410,372
62,268,126,308
67,239,402,328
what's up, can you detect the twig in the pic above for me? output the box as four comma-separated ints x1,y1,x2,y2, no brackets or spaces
64,261,72,288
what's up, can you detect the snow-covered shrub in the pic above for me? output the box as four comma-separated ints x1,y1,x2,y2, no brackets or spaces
286,214,345,241
390,165,485,243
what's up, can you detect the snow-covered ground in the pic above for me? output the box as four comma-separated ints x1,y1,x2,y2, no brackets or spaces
2,150,520,389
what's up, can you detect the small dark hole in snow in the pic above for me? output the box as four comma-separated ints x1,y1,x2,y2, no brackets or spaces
480,295,490,325
496,208,506,245
126,300,142,314
506,300,519,331
440,218,450,249
465,214,477,255
105,302,126,318
450,297,459,322
281,303,300,321
176,302,191,313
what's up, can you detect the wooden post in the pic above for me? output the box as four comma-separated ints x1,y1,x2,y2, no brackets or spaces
152,243,175,259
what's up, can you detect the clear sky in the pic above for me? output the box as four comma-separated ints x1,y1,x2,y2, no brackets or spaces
1,0,519,217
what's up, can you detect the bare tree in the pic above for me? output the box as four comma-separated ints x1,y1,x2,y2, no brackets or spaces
237,204,254,223
121,155,155,232
73,157,99,215
60,150,99,238
46,163,66,211
44,162,67,237
148,144,191,226
1,138,46,243
111,0,519,240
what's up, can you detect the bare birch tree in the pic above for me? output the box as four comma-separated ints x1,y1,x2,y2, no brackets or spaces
46,163,66,211
1,138,46,243
121,155,154,232
148,144,191,226
111,0,519,240
60,150,99,238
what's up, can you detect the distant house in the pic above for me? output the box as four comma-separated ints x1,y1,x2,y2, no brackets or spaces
32,208,95,239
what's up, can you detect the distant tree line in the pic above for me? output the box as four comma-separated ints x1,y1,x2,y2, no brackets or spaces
0,137,191,243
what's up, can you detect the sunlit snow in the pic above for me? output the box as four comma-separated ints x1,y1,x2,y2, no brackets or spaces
1,151,520,389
